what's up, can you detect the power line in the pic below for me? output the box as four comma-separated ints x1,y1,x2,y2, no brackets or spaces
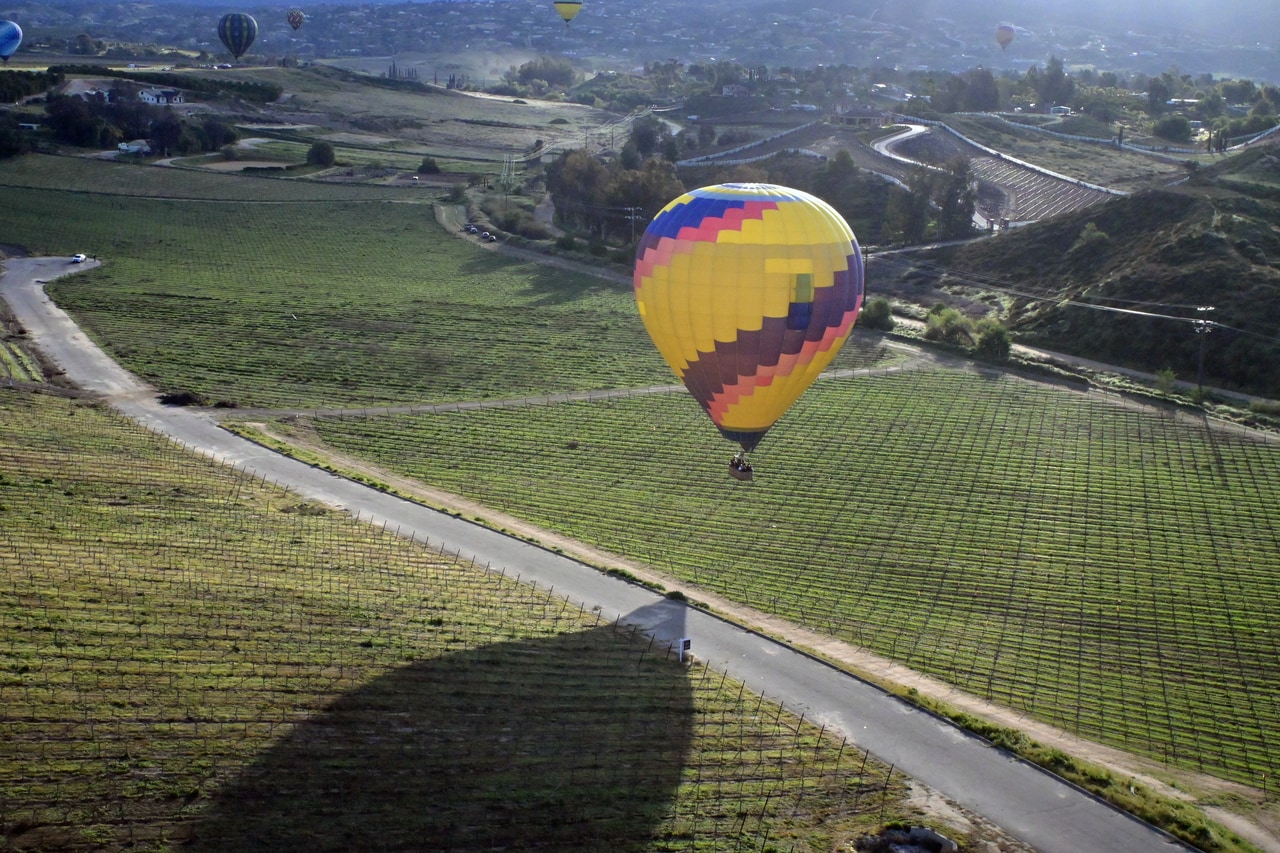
866,250,1280,342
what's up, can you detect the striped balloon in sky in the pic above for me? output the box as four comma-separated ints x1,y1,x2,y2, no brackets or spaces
634,183,864,457
217,13,257,60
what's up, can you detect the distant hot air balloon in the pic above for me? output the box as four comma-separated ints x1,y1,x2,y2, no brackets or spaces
0,20,22,63
634,184,864,480
553,0,582,23
217,12,258,61
996,24,1015,51
287,9,305,31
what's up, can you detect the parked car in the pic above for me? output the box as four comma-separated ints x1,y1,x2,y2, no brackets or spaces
70,254,86,263
486,234,498,242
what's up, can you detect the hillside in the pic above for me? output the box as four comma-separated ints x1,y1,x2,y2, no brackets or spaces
876,146,1280,396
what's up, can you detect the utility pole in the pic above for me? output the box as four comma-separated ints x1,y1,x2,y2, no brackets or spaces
1194,305,1215,395
625,206,641,244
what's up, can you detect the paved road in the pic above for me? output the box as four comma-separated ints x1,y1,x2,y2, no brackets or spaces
2,256,1190,853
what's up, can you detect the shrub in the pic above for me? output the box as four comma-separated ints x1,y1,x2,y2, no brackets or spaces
1069,222,1109,254
923,306,974,345
972,319,1011,361
306,141,335,167
418,156,441,174
860,296,895,331
158,390,206,407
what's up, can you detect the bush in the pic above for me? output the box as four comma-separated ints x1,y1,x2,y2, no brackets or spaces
306,141,335,167
972,320,1011,361
158,390,206,407
555,234,577,251
1069,221,1109,254
860,296,895,331
418,156,441,174
924,306,974,346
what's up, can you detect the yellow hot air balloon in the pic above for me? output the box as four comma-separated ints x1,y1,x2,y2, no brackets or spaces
634,183,865,480
996,24,1015,51
554,0,582,23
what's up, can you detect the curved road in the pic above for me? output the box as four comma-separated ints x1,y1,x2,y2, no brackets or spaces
3,256,1189,853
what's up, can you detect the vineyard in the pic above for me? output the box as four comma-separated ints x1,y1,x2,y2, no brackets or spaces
7,145,1280,845
0,160,899,413
0,390,917,851
296,366,1280,791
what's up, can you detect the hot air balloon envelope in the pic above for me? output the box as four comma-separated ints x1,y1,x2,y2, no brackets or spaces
0,20,22,63
554,0,583,23
634,184,865,455
287,9,305,30
996,24,1015,50
218,13,258,60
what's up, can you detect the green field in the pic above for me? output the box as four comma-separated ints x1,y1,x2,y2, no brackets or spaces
6,146,1280,845
0,390,916,851
0,154,890,410
294,366,1280,791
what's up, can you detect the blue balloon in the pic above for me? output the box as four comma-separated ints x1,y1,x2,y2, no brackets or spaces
0,20,22,63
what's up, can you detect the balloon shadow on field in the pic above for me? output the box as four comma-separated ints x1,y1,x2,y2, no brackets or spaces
462,252,624,306
188,602,694,852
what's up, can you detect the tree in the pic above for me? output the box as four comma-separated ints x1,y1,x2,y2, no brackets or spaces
936,158,975,240
307,140,335,167
696,122,716,149
629,116,662,159
1146,76,1172,115
924,305,974,346
972,320,1011,361
418,156,441,174
546,149,609,232
0,117,32,159
1152,114,1191,143
619,140,641,170
1037,56,1074,110
149,113,183,157
860,296,895,331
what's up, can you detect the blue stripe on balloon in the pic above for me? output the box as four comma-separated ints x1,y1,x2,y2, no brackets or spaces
644,197,749,240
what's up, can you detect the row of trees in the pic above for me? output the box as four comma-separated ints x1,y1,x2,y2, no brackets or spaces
919,58,1280,141
0,69,65,104
545,142,975,250
43,95,238,155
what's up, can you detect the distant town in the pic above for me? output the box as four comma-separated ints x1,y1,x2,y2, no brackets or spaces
8,0,1280,86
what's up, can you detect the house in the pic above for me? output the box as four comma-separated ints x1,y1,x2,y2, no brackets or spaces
118,140,152,155
830,104,887,128
139,88,184,106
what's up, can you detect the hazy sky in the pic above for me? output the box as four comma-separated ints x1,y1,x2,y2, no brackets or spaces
37,0,1280,46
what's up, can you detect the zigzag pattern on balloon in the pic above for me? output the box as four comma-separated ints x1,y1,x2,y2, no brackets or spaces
633,183,864,454
633,198,777,286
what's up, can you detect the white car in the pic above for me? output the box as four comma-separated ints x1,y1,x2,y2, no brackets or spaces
71,254,87,263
